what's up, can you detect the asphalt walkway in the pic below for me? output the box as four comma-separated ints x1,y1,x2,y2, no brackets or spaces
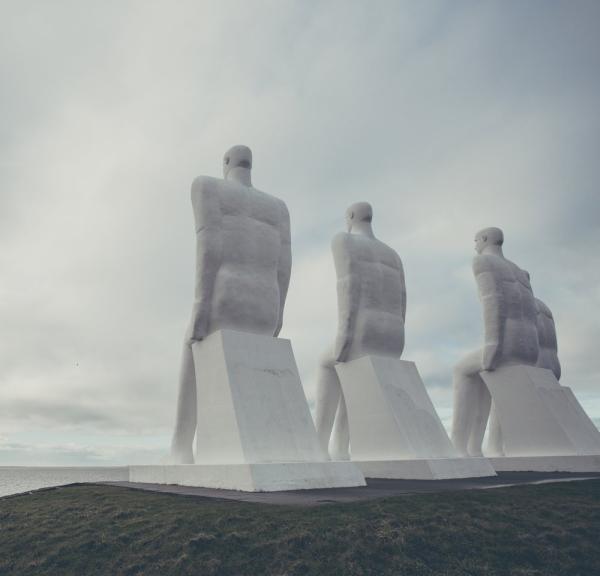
101,471,600,506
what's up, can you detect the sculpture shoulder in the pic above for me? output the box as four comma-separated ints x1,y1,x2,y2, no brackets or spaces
374,239,403,270
273,195,290,224
331,231,353,254
190,175,221,203
535,298,553,318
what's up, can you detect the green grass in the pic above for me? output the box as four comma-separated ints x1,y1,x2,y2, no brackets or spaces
1,480,599,575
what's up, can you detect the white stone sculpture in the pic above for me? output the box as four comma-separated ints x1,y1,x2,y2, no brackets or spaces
314,204,495,479
454,228,600,471
170,145,292,464
451,227,539,458
314,202,406,458
132,146,365,491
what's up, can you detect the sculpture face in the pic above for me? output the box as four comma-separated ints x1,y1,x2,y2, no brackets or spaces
474,232,487,254
223,145,253,179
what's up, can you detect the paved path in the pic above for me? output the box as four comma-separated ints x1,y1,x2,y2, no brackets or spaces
100,471,600,507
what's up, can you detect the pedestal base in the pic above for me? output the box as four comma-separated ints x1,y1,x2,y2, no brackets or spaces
129,461,365,492
489,455,600,473
481,365,600,456
335,356,496,480
336,356,457,460
355,457,495,480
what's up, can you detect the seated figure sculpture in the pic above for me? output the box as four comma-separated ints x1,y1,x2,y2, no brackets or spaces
314,202,407,459
170,145,291,464
451,227,539,458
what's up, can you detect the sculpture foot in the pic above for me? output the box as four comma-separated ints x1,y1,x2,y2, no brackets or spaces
330,449,350,461
169,446,194,464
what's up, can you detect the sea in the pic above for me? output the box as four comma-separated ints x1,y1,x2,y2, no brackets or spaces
0,467,129,498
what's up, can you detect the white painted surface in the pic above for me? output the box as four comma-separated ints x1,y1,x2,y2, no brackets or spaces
452,227,540,457
482,365,600,457
194,329,326,465
337,357,457,460
129,461,365,492
143,329,365,491
315,202,407,459
489,455,600,473
355,457,495,480
171,145,292,464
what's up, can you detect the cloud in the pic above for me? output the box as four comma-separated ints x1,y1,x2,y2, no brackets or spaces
1,1,599,463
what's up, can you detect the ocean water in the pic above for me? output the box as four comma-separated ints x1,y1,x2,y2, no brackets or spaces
0,467,129,498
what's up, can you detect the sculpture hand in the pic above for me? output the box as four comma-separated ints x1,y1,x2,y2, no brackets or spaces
273,316,283,338
482,343,500,372
187,304,209,342
334,335,352,363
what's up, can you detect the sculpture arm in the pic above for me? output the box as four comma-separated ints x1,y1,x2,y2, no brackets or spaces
397,255,407,323
274,201,292,337
188,177,223,342
549,309,562,380
474,256,506,371
332,233,358,362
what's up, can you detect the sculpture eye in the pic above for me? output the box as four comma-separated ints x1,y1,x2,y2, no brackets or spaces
225,157,230,165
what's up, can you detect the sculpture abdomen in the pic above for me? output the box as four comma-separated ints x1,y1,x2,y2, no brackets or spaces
502,318,539,365
351,308,405,360
211,265,280,335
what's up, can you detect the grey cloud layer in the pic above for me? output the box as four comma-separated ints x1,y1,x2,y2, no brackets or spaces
1,1,599,463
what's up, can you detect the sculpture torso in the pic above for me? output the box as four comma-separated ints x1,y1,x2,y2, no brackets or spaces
191,175,290,337
535,298,561,379
474,253,539,367
334,232,406,361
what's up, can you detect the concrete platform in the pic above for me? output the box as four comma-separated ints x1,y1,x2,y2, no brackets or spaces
355,457,496,480
129,461,365,492
490,455,600,473
481,366,600,456
102,471,600,507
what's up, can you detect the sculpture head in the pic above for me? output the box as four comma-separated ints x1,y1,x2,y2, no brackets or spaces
474,227,504,254
223,145,252,182
345,202,373,234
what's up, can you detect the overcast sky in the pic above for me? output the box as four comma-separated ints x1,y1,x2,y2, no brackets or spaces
1,0,599,465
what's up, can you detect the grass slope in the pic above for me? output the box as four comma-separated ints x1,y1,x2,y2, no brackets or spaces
1,480,599,575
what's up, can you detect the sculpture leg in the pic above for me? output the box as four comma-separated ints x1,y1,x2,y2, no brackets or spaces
467,379,491,457
314,349,342,458
451,350,484,457
330,393,350,460
170,340,197,464
486,400,504,456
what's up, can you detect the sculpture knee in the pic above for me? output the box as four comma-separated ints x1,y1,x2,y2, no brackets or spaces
454,350,482,381
319,349,337,370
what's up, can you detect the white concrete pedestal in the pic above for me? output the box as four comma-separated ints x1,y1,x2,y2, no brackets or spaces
481,365,600,472
130,330,365,491
129,461,364,492
336,356,496,479
488,455,600,473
